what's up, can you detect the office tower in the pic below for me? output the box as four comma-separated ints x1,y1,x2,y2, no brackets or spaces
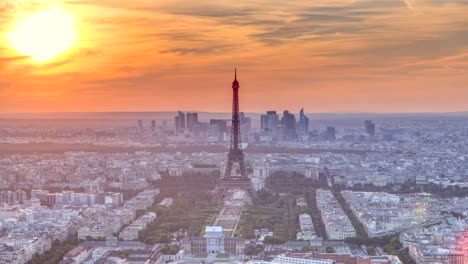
151,120,156,132
210,119,228,141
178,111,186,129
240,113,251,128
267,111,279,131
261,115,268,130
297,108,310,135
325,126,336,141
186,112,199,131
192,123,201,140
240,112,252,142
137,120,143,130
365,120,376,136
174,116,180,134
212,69,256,204
260,111,279,132
174,111,186,134
281,110,297,140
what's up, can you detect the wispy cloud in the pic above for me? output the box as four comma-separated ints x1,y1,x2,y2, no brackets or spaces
0,0,467,112
403,0,416,10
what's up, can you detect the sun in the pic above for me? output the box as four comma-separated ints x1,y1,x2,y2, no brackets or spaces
5,7,78,63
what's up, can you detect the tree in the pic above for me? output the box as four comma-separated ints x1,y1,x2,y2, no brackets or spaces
169,245,179,255
263,236,286,245
155,233,171,243
390,237,401,250
326,247,335,253
383,244,396,255
366,246,376,256
301,246,311,252
242,224,255,239
255,244,264,254
161,244,170,254
245,245,255,255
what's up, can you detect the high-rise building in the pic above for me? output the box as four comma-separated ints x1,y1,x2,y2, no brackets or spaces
325,126,336,141
267,111,279,131
137,120,143,131
365,120,376,136
240,112,251,141
151,120,156,132
174,116,180,134
297,108,310,136
260,115,268,130
281,110,297,140
186,112,199,131
260,111,279,132
178,111,186,129
174,111,186,134
210,119,228,141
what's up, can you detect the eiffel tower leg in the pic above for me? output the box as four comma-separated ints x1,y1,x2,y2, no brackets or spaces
248,187,257,200
211,186,226,204
225,159,234,177
239,158,247,177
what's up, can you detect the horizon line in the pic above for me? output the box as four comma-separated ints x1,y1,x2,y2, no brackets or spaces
1,110,468,115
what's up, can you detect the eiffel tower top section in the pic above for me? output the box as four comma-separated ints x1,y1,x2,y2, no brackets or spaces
229,68,242,154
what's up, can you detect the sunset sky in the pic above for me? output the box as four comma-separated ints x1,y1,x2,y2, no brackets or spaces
0,0,467,113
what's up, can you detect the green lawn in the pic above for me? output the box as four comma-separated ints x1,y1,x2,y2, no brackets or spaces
139,192,221,244
194,253,208,258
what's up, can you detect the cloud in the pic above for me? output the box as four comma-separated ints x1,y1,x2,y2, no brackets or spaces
403,0,416,10
1,0,468,112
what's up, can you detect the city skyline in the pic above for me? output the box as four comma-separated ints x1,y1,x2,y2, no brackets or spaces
1,0,468,113
0,56,467,264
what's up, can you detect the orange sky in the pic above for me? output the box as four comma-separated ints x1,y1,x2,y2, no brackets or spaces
0,0,467,113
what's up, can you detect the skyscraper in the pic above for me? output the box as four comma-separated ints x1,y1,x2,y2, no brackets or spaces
281,110,297,140
210,119,228,141
151,120,156,132
260,115,268,130
179,111,186,129
186,113,199,131
325,126,336,141
137,120,143,131
297,108,310,136
260,111,279,132
365,120,376,136
174,111,186,134
240,112,252,142
174,116,180,133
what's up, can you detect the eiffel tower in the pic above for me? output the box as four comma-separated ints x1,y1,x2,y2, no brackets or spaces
211,69,256,204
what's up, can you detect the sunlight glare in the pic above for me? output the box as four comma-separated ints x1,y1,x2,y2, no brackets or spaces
6,7,78,63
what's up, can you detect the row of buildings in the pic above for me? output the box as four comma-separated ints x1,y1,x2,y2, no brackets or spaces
0,198,79,263
342,191,433,237
316,190,356,240
341,191,468,238
401,218,468,264
297,214,316,241
250,252,402,264
77,189,159,240
119,212,157,241
32,189,123,208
